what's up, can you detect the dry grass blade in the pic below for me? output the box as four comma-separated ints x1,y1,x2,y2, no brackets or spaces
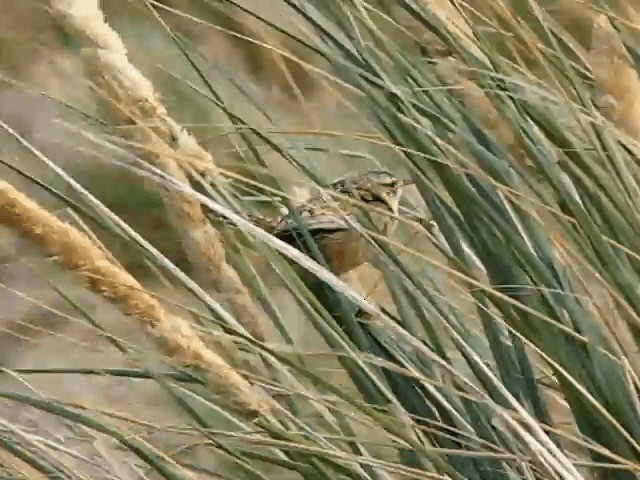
49,0,269,342
433,57,527,167
0,180,270,420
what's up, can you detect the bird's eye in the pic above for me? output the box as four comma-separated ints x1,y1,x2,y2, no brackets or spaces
361,191,374,202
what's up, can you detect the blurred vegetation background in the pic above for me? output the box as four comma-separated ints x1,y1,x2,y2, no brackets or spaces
1,0,640,479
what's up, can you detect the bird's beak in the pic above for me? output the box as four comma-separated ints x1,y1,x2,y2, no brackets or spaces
380,191,401,217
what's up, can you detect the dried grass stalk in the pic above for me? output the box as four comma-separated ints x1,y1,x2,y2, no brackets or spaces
434,58,527,166
423,0,482,59
0,181,269,420
50,0,268,341
589,14,640,140
620,4,640,50
224,7,319,100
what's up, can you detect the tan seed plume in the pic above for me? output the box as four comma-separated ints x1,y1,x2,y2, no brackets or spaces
0,181,269,420
424,0,484,61
589,14,640,141
49,0,269,342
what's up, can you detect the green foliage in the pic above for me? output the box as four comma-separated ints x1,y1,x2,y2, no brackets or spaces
71,166,191,276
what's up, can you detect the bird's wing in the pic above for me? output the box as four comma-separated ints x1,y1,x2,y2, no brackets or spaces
205,209,279,234
272,201,357,238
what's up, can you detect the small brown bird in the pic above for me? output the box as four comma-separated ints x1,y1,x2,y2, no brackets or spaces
328,169,414,219
209,169,413,276
273,169,413,275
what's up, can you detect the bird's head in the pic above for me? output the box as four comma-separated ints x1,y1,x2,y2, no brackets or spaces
330,169,414,216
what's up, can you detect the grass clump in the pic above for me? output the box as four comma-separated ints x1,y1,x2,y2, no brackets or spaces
1,0,640,479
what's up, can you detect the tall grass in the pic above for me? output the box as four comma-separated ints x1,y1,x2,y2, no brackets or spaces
1,0,640,479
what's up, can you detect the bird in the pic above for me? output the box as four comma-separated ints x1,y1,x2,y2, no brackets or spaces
328,169,414,219
208,171,439,469
207,169,414,277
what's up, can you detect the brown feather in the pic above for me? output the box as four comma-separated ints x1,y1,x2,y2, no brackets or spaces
211,168,410,280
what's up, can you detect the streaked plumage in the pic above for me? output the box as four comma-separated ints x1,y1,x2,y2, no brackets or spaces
328,169,413,217
270,199,367,275
209,169,413,276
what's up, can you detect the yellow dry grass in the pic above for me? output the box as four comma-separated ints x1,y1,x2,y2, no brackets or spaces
50,0,273,343
0,180,268,420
